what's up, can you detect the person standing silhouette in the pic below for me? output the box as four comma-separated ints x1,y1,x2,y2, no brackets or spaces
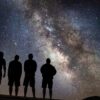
8,55,22,96
41,58,57,100
23,54,37,98
0,51,6,84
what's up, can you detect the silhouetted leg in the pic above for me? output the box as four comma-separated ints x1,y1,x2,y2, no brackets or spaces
49,89,52,100
0,75,2,84
9,86,13,96
43,88,46,99
24,86,28,97
32,87,35,98
0,79,1,84
0,76,2,85
15,86,19,96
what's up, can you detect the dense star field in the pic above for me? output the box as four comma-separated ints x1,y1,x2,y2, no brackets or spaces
0,0,100,100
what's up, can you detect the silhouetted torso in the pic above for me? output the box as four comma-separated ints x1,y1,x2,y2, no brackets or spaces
8,60,22,80
24,59,37,78
0,58,6,74
0,52,6,84
41,64,56,80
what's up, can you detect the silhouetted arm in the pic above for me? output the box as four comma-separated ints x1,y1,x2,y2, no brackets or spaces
40,66,43,74
8,62,11,79
19,63,22,79
53,66,57,76
34,61,37,72
3,59,6,77
24,61,27,72
40,65,45,77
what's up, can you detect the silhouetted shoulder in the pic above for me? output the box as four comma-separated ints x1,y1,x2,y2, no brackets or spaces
32,60,37,67
24,60,37,65
9,60,14,66
24,60,29,64
0,58,6,66
40,64,46,73
48,64,57,76
18,61,22,66
24,60,29,68
33,60,37,64
2,58,6,64
51,65,57,75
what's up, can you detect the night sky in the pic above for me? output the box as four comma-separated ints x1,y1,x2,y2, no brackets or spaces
0,0,100,100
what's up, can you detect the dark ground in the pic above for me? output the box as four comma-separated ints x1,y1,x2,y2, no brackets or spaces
0,95,62,100
0,95,100,100
83,96,100,100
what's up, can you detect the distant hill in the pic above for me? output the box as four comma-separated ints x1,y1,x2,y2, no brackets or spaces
83,96,100,100
0,95,61,100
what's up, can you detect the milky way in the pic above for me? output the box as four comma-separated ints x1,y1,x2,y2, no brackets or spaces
0,0,100,100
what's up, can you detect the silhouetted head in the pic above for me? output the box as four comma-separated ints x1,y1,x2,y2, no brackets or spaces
0,51,4,59
28,54,33,60
14,55,19,61
46,58,51,64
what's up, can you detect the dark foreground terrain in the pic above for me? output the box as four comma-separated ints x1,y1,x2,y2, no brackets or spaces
83,96,100,100
0,95,61,100
0,95,100,100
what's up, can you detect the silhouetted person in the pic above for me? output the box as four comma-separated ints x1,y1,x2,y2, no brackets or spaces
0,52,6,84
41,58,57,100
23,54,37,98
8,55,22,96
